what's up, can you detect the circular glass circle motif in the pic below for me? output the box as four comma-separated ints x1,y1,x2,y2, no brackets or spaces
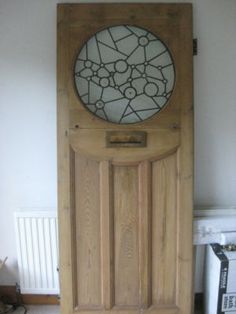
74,25,175,124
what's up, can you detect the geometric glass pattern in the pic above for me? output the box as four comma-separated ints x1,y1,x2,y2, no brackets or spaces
74,25,175,124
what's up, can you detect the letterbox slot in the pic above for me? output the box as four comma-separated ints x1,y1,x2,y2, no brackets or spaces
106,131,147,148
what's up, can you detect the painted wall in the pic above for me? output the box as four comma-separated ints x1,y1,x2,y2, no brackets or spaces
0,0,236,289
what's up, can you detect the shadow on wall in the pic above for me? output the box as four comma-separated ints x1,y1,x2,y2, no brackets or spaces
0,260,19,286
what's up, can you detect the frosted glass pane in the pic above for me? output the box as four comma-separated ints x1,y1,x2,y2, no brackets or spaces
74,25,175,124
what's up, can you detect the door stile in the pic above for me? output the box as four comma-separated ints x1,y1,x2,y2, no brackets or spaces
100,161,114,310
138,161,152,309
57,6,75,314
70,148,79,310
175,5,194,313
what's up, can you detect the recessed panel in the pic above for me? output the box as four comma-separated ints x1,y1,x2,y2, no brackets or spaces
113,166,139,306
152,154,177,305
75,154,102,307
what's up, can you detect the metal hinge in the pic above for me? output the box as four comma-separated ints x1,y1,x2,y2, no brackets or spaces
193,38,198,56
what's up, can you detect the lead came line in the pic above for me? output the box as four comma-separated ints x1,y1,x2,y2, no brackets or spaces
74,25,175,124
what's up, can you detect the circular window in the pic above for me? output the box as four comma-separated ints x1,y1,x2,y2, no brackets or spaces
74,25,175,124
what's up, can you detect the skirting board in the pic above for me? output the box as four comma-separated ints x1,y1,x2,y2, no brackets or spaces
0,286,59,305
21,294,59,305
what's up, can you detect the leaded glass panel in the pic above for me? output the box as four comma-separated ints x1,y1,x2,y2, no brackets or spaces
74,25,175,124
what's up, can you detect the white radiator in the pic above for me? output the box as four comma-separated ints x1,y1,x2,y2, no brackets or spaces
14,211,59,294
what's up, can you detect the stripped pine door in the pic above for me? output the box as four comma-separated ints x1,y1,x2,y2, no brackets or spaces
57,4,193,314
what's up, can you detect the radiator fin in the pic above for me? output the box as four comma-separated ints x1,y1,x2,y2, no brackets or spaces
14,211,59,294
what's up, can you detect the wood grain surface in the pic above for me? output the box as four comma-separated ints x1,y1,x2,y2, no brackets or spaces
57,3,193,314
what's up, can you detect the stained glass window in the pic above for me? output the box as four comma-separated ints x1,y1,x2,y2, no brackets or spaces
74,25,175,124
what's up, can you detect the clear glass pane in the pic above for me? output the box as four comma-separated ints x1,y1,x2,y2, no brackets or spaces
74,25,175,124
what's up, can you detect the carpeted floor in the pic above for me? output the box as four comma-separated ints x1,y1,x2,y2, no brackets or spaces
12,305,203,314
8,305,59,314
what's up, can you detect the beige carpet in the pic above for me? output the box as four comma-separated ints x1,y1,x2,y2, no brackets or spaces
13,305,203,314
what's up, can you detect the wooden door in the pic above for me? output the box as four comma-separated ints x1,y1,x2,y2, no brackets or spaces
57,4,193,314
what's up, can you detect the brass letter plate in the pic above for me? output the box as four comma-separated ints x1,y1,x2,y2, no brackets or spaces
106,131,147,148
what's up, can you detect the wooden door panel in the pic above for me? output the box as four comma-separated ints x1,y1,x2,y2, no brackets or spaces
114,166,139,307
70,150,180,311
69,129,180,163
75,154,102,308
152,154,177,306
58,4,193,314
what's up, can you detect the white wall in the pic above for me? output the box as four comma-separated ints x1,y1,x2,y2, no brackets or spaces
0,0,236,286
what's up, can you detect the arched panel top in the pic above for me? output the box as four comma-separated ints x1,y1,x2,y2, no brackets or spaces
69,128,180,163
